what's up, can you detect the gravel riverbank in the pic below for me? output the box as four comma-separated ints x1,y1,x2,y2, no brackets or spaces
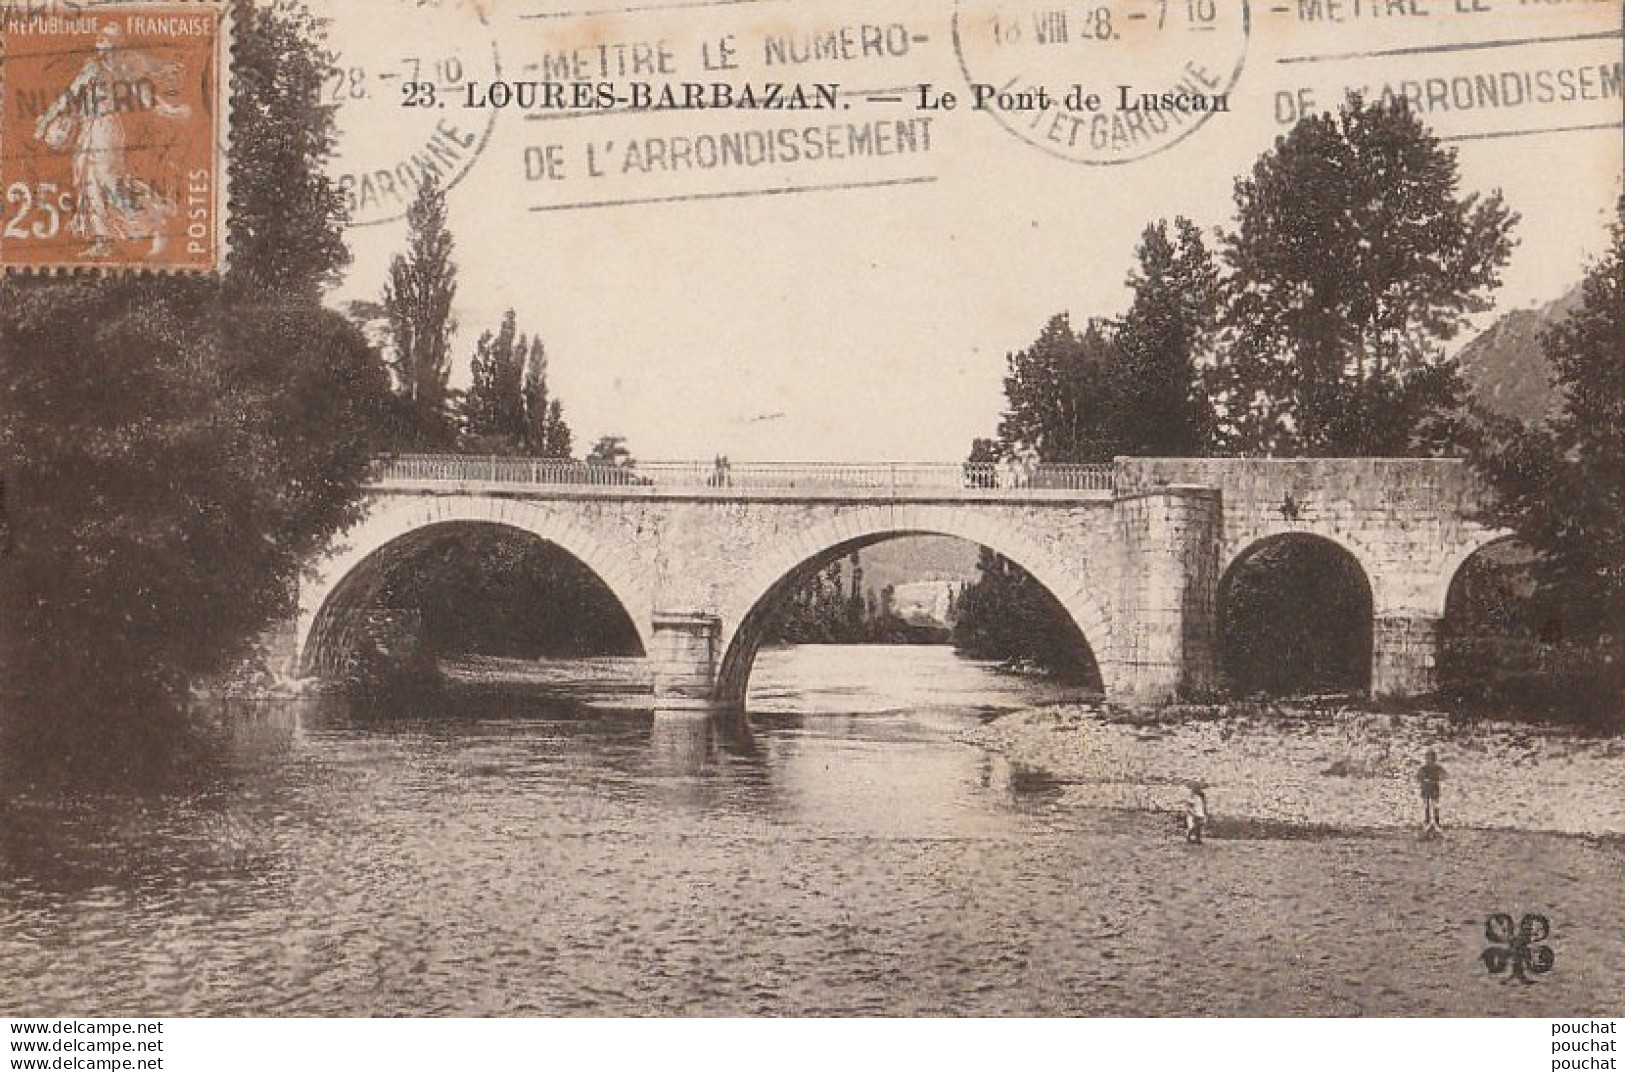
960,704,1625,838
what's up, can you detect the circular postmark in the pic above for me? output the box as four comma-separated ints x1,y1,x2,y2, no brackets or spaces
952,0,1248,165
299,0,501,227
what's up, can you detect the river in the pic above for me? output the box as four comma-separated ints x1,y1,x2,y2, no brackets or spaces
2,645,1619,1016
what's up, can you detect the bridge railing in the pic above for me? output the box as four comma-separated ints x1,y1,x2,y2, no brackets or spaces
373,454,1114,493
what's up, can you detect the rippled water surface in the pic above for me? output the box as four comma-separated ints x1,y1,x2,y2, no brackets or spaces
3,646,1621,1016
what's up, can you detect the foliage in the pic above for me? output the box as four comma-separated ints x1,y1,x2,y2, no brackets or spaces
337,610,443,704
768,561,854,644
764,555,951,645
963,437,1001,487
1438,542,1621,730
996,313,1118,464
1525,201,1625,640
963,315,1125,671
1111,217,1220,457
464,310,524,448
227,0,350,300
371,526,642,659
1438,640,1624,730
1208,94,1518,457
989,98,1516,463
585,435,634,467
1479,198,1625,639
462,309,574,458
1465,198,1625,725
952,548,1101,685
523,344,574,458
992,220,1219,468
383,177,458,450
0,1,394,777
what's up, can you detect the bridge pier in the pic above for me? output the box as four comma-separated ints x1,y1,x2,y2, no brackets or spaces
1113,486,1223,703
650,611,722,712
1372,615,1441,699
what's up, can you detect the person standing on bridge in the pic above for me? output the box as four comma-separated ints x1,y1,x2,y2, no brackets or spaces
708,455,732,488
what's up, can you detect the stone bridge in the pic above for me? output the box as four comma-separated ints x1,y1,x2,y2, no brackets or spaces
295,455,1503,708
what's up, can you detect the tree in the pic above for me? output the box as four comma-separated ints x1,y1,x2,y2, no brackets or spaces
520,337,549,454
1110,217,1220,457
543,400,573,460
462,314,574,458
965,436,1001,487
997,313,1118,463
766,558,860,644
952,548,1100,684
1209,94,1518,457
0,1,394,779
846,552,866,633
523,337,573,459
463,310,525,450
586,435,634,467
383,176,458,450
228,0,349,300
1472,198,1625,647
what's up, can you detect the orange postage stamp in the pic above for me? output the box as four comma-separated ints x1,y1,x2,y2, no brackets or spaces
0,1,227,272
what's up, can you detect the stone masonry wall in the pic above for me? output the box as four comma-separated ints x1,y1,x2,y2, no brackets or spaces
1111,487,1223,703
1116,458,1497,620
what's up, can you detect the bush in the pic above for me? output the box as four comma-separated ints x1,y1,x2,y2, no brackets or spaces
1439,637,1625,731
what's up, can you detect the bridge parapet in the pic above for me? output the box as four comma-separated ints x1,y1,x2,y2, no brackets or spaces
1113,456,1487,510
376,454,1490,510
373,454,1114,500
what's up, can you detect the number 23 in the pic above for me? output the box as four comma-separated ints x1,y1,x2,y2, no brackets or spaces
402,82,437,108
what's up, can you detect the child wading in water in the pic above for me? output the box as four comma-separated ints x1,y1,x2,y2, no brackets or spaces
1183,783,1208,844
1418,749,1446,836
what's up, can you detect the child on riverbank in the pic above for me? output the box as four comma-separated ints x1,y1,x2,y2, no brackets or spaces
1184,783,1207,844
1418,749,1445,835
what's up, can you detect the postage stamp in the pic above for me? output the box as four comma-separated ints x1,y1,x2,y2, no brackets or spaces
0,0,228,272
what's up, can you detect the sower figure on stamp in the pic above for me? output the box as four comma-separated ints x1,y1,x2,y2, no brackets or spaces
34,24,191,259
1417,749,1446,835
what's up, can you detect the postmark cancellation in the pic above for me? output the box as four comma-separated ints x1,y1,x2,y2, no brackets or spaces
0,0,229,273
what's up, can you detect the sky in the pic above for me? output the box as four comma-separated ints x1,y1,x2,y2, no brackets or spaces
313,0,1622,463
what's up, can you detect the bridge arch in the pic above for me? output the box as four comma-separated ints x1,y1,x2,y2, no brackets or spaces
297,495,655,676
1427,529,1523,622
711,504,1115,706
1216,531,1376,697
1219,528,1383,610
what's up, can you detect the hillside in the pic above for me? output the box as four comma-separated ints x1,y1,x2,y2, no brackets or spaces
1457,287,1582,425
858,536,980,601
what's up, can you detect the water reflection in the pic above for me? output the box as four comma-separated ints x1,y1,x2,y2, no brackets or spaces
2,646,1622,1017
